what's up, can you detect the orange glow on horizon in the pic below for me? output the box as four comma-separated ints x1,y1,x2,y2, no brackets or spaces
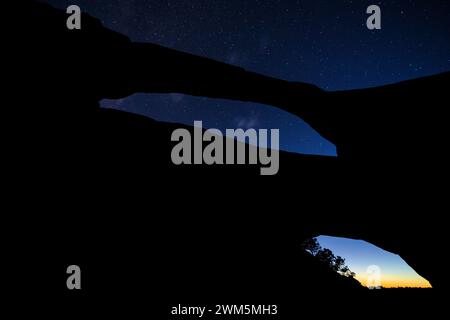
355,273,432,288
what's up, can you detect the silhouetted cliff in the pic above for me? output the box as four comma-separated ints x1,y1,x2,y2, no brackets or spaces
6,1,448,314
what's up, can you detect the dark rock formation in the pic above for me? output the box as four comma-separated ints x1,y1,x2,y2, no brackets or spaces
7,0,448,310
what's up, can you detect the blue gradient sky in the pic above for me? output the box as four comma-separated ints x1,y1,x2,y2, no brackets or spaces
317,236,431,288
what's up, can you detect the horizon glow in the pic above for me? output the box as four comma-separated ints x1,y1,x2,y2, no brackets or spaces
317,236,432,288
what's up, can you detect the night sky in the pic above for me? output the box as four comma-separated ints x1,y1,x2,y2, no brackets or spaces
43,0,450,156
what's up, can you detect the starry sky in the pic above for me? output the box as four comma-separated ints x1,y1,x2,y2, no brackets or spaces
43,0,450,156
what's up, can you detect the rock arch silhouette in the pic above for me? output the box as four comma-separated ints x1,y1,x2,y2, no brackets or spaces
10,1,448,294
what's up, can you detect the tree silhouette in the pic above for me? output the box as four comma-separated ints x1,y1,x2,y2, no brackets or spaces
300,237,321,256
302,238,355,278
